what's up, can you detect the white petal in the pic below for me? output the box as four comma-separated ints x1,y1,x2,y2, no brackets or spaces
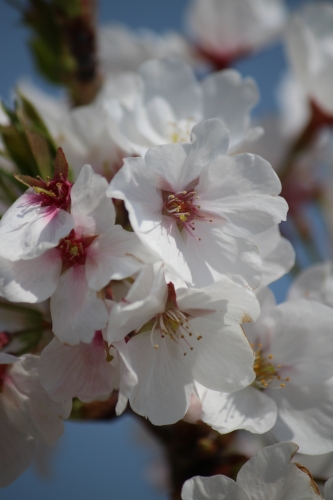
127,331,193,425
71,164,115,234
197,153,287,237
202,69,259,151
114,339,138,416
51,266,108,345
188,319,255,392
0,249,61,303
85,226,153,290
200,386,277,434
0,352,18,364
177,275,260,325
269,380,333,455
107,156,163,232
186,223,262,288
287,261,333,306
0,399,35,488
267,300,333,386
237,441,320,500
181,475,248,500
0,192,74,261
139,58,202,124
253,226,295,288
107,262,167,342
39,335,116,403
3,355,70,446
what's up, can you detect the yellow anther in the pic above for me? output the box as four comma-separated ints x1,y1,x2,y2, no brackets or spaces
33,187,56,197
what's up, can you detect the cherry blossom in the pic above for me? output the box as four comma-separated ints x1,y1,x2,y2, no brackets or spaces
99,24,194,75
0,352,70,487
0,148,73,261
186,0,287,69
105,58,262,157
107,263,259,425
288,261,333,308
285,2,333,116
181,442,321,500
198,288,333,454
0,164,151,344
108,119,288,287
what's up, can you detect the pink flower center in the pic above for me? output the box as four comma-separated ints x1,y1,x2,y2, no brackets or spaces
58,230,96,269
34,173,72,211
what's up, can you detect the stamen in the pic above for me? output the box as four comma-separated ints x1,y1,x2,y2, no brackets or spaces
253,344,291,390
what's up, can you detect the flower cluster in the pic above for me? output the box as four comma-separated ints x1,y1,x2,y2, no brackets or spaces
1,0,333,497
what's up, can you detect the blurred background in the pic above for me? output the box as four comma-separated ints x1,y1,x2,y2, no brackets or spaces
0,0,319,498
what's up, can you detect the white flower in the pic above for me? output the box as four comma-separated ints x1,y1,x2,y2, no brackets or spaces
181,442,321,500
285,2,333,116
0,353,70,487
0,148,74,262
105,58,262,157
107,263,259,425
108,119,288,288
198,288,333,454
0,165,151,345
99,24,194,75
288,261,333,308
186,0,287,67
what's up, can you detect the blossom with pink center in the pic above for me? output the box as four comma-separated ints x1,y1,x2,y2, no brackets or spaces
0,148,74,261
197,287,333,455
0,352,70,487
108,118,288,288
0,164,152,345
285,2,333,117
181,442,322,500
186,0,287,69
107,263,259,425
